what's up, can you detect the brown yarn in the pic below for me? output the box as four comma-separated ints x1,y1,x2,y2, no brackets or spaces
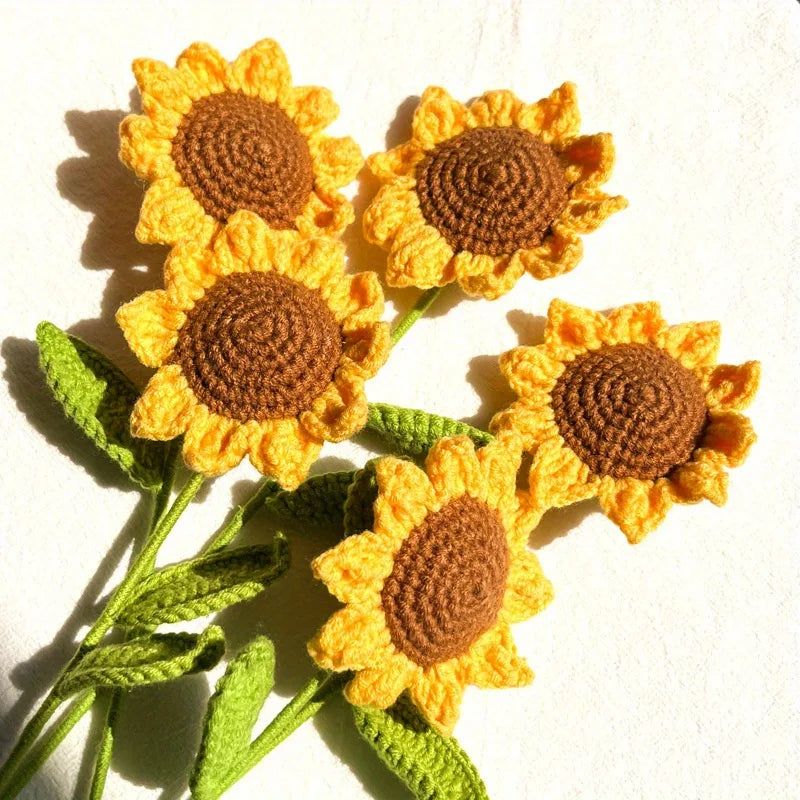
172,272,342,422
381,495,509,669
171,91,314,228
551,344,708,481
415,127,569,256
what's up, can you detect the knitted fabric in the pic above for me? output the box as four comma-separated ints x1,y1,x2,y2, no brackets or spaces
116,211,390,487
264,470,355,527
120,39,363,247
308,434,553,735
363,83,627,299
491,298,761,543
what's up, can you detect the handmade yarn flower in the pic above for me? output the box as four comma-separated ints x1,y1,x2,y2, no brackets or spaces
307,434,553,735
491,299,760,543
117,211,390,486
363,83,627,299
120,39,363,247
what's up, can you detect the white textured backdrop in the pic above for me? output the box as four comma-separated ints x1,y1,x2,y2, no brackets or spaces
1,1,798,798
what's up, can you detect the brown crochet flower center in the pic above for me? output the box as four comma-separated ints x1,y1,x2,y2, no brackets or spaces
172,272,342,422
415,127,569,256
381,495,509,669
171,92,314,227
551,343,708,480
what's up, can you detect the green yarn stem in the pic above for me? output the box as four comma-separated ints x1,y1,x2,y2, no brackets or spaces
0,691,98,800
217,671,349,796
206,478,280,553
390,287,444,346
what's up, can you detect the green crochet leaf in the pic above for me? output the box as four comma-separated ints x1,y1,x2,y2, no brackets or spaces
36,321,168,491
367,403,493,459
190,636,275,800
353,694,490,800
117,537,290,628
56,626,225,697
342,461,379,537
264,470,355,527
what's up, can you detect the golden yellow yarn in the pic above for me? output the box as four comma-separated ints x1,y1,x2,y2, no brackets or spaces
120,39,364,247
363,83,627,299
117,211,390,487
491,299,761,543
308,434,553,735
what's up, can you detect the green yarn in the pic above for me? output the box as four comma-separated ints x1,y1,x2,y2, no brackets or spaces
36,321,168,491
342,461,379,537
117,537,290,628
264,469,356,527
190,637,276,800
366,403,493,459
353,694,489,800
56,626,225,697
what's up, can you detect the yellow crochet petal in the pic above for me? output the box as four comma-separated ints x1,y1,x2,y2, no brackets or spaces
512,489,546,543
283,235,344,290
516,82,580,146
312,530,395,605
367,143,426,181
340,321,391,378
300,370,366,443
544,298,609,352
175,41,231,98
283,85,339,136
248,417,322,489
309,135,363,186
308,605,394,672
520,223,584,280
698,361,761,412
373,458,436,541
345,659,418,709
499,345,565,396
463,624,534,689
211,209,282,276
295,185,355,239
527,436,597,508
136,176,215,246
411,86,469,149
655,321,721,370
362,181,420,247
116,290,183,368
410,663,465,736
321,271,385,327
605,301,667,345
132,57,192,128
475,432,523,513
386,222,454,288
503,551,554,623
163,238,218,306
457,254,524,300
669,450,729,505
489,397,555,452
597,477,674,544
468,89,524,128
118,115,173,181
702,411,756,468
450,251,500,280
230,38,290,102
130,365,196,440
182,406,251,477
560,133,616,189
425,436,483,504
561,192,628,233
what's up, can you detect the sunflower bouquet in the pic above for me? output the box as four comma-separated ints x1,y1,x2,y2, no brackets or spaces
0,39,759,800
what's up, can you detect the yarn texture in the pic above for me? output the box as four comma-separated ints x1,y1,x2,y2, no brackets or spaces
307,434,553,735
491,298,761,543
363,83,627,299
117,211,390,487
120,39,363,247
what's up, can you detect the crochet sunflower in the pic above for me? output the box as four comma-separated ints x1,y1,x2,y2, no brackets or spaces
308,435,553,735
363,83,626,299
491,299,760,543
120,39,363,247
116,211,390,487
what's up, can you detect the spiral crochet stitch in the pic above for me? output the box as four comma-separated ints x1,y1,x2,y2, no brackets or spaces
381,495,510,669
551,343,708,480
171,92,314,228
171,271,342,422
415,126,569,256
